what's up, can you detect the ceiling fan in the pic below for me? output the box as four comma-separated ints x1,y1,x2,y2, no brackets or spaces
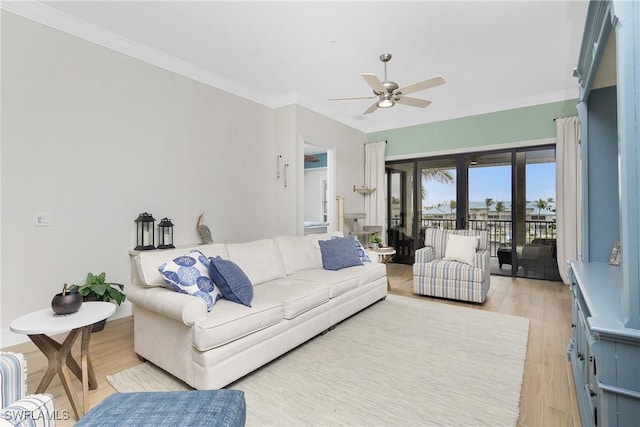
329,53,445,115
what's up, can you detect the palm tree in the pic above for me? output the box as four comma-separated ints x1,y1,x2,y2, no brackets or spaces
449,199,457,215
484,197,494,218
534,198,548,216
420,169,454,201
495,201,506,217
546,197,555,212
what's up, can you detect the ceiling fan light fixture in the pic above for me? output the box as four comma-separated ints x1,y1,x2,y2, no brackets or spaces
330,53,445,115
377,98,395,108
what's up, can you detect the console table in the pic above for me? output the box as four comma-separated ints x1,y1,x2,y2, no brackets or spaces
10,302,116,420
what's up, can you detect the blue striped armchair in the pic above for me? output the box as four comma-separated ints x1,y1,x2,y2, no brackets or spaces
1,352,56,427
413,229,491,303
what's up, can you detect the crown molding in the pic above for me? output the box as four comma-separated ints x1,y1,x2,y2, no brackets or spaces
1,2,581,136
1,1,277,109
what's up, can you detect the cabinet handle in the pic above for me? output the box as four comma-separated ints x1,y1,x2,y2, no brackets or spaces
571,323,576,328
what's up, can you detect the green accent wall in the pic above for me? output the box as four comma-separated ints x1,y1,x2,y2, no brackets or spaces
367,100,578,157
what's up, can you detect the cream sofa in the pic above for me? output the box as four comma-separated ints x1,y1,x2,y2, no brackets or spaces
127,233,388,389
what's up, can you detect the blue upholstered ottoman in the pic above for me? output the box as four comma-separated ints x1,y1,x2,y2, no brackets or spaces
75,390,246,427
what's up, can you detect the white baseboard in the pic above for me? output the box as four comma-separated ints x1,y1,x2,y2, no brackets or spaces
1,302,133,349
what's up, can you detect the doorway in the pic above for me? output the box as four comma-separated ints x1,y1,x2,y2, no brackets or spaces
302,142,332,235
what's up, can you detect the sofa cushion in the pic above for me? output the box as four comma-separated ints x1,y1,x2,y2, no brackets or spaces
193,296,284,351
258,279,330,319
289,269,359,298
319,237,364,270
443,234,479,265
227,239,287,286
158,250,222,311
275,236,321,275
413,259,485,283
208,257,253,307
136,244,228,287
351,262,387,286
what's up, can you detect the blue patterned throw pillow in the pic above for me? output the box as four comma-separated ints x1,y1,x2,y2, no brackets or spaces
158,250,222,311
208,257,253,307
332,235,371,262
319,237,364,271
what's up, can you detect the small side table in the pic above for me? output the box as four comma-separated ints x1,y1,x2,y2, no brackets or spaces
10,302,116,420
369,248,396,290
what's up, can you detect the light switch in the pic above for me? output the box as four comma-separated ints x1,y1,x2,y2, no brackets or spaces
35,213,51,226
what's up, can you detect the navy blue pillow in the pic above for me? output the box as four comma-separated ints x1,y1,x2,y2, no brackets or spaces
208,257,253,307
319,237,364,271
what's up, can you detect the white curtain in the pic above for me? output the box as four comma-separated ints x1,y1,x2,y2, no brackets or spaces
555,116,581,284
364,141,387,243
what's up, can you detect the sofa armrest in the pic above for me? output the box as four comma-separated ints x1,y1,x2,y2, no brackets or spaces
415,246,435,263
364,250,380,263
127,283,208,326
0,394,56,427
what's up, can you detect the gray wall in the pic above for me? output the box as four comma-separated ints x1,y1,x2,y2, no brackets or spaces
0,12,366,345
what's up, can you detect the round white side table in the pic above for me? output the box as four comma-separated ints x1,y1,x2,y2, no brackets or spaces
10,301,116,420
369,248,397,290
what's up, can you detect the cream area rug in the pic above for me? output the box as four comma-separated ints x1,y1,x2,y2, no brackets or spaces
107,294,530,426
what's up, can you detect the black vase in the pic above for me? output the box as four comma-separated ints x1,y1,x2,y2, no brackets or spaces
51,291,83,315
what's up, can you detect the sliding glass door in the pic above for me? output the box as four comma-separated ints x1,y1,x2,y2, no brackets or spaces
387,162,415,264
467,152,512,277
385,145,559,281
417,157,458,248
516,148,560,280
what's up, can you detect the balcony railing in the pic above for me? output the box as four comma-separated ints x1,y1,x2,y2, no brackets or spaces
415,218,556,257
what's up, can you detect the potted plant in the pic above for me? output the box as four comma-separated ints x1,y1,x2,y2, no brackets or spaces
369,233,383,249
70,272,125,332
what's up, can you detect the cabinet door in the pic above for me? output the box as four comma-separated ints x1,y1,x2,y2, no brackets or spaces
572,296,597,426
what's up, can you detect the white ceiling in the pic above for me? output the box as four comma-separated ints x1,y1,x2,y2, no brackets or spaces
7,1,589,133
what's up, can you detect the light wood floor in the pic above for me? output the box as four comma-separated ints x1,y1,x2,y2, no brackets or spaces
3,264,580,427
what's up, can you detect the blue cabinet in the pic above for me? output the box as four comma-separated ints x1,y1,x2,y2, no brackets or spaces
570,1,640,425
569,262,640,426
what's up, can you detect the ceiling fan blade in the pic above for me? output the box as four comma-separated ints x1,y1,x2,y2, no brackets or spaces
328,96,377,101
362,73,385,93
363,101,379,115
396,96,432,108
396,76,445,95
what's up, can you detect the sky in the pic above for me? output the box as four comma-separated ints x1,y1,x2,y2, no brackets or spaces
422,162,556,207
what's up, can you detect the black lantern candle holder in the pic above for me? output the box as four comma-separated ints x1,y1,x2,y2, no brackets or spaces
157,218,175,249
134,212,156,251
